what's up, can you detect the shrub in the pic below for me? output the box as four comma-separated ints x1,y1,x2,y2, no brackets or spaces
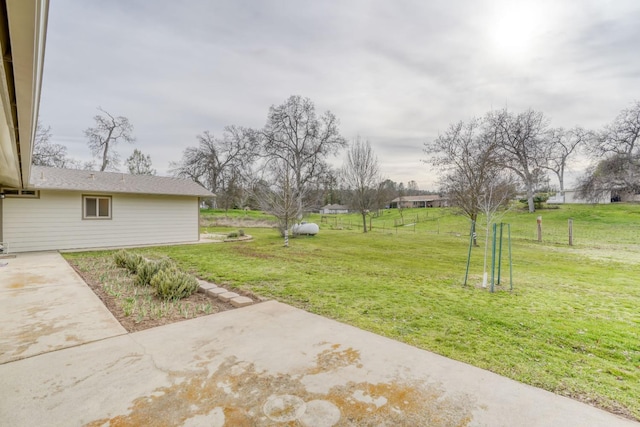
113,250,129,268
151,267,199,300
113,250,145,274
124,253,145,274
227,232,239,238
519,193,550,210
238,229,245,237
135,260,154,286
135,258,176,287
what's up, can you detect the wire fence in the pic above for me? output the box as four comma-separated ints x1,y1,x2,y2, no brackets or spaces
320,213,640,247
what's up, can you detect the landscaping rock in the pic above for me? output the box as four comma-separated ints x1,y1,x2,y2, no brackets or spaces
230,296,253,308
209,288,228,296
198,282,218,293
218,292,239,302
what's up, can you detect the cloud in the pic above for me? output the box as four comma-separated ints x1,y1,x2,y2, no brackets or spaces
39,0,640,190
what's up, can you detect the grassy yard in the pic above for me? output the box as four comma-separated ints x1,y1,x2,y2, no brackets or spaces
71,204,640,419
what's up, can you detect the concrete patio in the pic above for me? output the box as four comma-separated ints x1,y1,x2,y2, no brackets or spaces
0,252,637,426
0,252,126,364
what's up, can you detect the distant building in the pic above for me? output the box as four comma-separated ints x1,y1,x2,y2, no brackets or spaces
389,195,447,208
614,191,640,203
547,190,611,204
320,204,350,214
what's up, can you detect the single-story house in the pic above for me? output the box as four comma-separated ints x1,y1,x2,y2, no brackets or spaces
389,195,447,209
320,204,349,214
1,167,213,253
547,190,611,204
0,3,214,253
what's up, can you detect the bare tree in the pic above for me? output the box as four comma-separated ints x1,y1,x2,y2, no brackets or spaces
317,166,341,206
126,149,156,175
301,161,338,211
32,122,93,169
170,126,259,210
341,137,381,233
261,95,347,219
477,173,517,287
578,101,640,200
406,180,420,196
377,179,397,212
424,118,501,245
84,108,135,171
32,122,69,167
396,182,406,224
577,154,639,202
593,100,640,159
489,109,548,213
541,127,590,193
254,158,301,246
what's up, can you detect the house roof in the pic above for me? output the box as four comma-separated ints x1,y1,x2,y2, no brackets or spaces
390,195,443,203
28,166,214,197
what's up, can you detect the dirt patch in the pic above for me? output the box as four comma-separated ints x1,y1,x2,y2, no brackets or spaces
68,256,236,333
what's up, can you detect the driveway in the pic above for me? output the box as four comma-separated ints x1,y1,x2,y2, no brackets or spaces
0,253,637,426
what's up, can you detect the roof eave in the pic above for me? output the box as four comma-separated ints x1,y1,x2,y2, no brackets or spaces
0,0,49,188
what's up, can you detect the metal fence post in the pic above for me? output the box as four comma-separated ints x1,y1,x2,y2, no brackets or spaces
464,221,475,286
568,218,573,246
497,223,504,285
490,223,497,293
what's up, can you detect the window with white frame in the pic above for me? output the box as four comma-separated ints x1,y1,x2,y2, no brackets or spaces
83,195,112,219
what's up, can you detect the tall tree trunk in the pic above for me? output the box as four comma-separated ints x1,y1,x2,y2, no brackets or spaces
362,212,367,233
471,215,478,246
101,141,110,171
527,182,535,213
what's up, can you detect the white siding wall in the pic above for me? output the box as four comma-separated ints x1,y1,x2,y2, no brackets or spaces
2,191,199,252
564,190,611,204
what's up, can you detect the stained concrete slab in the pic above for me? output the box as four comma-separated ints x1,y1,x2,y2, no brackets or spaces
0,252,126,364
0,301,636,426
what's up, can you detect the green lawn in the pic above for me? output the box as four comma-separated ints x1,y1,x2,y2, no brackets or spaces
68,204,640,419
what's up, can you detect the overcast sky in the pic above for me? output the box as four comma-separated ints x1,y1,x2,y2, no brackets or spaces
39,0,640,189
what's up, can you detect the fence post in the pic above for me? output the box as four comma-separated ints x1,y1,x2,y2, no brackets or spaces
508,223,513,291
497,223,504,285
490,223,497,293
464,221,475,286
537,216,542,242
568,218,573,246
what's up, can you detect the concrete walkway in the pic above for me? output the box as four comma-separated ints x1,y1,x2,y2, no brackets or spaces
0,252,126,364
0,253,637,426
